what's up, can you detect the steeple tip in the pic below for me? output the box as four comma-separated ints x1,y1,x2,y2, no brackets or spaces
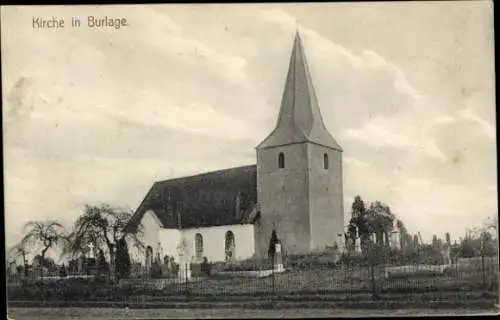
256,28,343,151
294,19,302,38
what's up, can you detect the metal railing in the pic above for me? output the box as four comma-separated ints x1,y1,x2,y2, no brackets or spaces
7,258,498,303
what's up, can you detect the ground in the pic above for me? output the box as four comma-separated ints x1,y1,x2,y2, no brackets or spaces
7,307,498,319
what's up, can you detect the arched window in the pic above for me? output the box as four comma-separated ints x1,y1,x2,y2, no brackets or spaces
225,231,236,262
323,152,329,170
195,233,204,261
278,152,285,169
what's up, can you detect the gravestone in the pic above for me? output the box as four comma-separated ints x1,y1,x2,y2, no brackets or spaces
274,242,284,272
162,255,171,276
88,243,95,259
354,238,362,253
78,253,85,275
331,244,341,264
169,256,178,278
178,253,191,282
156,243,163,265
8,260,17,276
390,231,401,250
442,244,452,266
59,264,68,277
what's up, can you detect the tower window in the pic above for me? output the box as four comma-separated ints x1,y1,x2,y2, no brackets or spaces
278,152,285,169
324,152,329,170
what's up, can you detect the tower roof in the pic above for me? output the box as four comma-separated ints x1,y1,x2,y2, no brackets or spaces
257,32,342,151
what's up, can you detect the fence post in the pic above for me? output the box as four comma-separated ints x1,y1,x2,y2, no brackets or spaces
481,253,486,286
368,243,379,300
370,262,376,298
272,254,276,297
184,263,189,297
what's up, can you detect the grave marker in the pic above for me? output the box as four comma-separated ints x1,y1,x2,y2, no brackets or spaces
177,239,192,282
88,243,95,259
274,242,284,272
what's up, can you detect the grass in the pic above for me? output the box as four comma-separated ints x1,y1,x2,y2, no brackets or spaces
8,266,497,301
8,307,497,320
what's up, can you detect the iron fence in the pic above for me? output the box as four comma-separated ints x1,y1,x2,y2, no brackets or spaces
7,258,499,303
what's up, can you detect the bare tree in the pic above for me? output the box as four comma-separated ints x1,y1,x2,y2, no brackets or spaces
71,203,144,280
20,220,67,277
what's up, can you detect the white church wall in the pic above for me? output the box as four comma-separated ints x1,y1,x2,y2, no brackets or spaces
127,210,163,263
181,224,255,263
158,228,181,260
126,210,255,264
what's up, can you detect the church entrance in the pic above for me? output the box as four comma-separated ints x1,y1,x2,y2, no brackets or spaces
225,231,235,262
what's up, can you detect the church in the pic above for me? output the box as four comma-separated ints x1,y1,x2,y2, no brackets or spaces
125,32,345,265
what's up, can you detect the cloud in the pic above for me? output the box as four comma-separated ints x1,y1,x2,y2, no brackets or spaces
343,121,417,150
2,5,496,248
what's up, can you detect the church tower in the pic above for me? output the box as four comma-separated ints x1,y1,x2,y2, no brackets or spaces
255,32,344,258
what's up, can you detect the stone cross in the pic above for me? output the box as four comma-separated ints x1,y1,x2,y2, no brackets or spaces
88,243,95,259
177,239,192,282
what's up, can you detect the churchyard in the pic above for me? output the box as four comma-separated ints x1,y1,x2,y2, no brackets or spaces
6,200,499,308
7,247,498,309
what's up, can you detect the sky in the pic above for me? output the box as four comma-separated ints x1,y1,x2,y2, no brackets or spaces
2,2,497,250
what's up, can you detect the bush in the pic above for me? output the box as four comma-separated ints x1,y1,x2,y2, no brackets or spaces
129,262,142,278
115,238,131,279
190,258,213,277
201,259,212,276
151,263,162,279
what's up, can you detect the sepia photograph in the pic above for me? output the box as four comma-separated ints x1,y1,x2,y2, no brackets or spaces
2,2,498,319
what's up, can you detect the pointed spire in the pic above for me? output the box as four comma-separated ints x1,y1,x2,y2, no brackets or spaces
257,32,342,151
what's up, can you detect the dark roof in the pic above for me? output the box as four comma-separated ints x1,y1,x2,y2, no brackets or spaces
125,165,258,232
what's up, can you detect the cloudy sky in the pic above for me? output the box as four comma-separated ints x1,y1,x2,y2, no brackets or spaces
2,2,496,248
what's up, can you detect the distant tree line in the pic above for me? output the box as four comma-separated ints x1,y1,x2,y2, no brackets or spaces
345,195,498,262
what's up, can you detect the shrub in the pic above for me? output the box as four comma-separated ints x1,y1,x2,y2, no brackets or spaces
59,265,68,277
115,238,131,279
190,258,212,277
151,263,162,279
129,262,142,278
200,258,212,276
